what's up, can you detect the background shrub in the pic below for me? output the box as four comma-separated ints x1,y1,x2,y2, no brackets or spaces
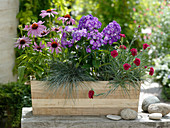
0,82,31,128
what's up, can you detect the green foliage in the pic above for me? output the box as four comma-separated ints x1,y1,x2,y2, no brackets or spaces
18,66,26,83
17,0,51,24
52,0,73,15
14,46,50,81
0,82,31,128
162,85,170,101
45,60,95,98
153,54,170,101
133,0,170,57
154,54,170,86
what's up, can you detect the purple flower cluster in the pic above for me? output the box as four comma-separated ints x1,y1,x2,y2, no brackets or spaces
61,27,88,48
72,29,87,41
102,21,121,45
78,14,102,31
60,15,121,53
86,30,104,52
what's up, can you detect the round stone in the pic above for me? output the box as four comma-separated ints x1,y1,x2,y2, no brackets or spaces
148,103,170,116
149,113,162,120
120,109,137,120
142,96,160,112
106,115,121,121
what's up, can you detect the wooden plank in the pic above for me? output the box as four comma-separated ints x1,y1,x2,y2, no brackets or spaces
31,81,140,115
32,99,139,108
31,81,140,99
32,107,138,115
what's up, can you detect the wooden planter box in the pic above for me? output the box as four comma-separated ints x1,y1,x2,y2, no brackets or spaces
31,81,141,115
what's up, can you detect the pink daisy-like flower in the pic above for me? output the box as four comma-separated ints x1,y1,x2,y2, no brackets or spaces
51,26,63,33
32,42,45,52
15,36,32,49
40,29,50,37
47,38,61,54
26,21,46,37
40,9,58,18
57,14,75,25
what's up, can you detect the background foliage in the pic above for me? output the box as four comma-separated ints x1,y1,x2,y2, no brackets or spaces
0,82,31,128
132,0,170,58
154,54,170,101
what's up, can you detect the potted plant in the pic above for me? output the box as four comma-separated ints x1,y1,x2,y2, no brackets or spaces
15,9,154,115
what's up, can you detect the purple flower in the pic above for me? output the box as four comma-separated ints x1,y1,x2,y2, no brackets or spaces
40,9,58,18
86,46,91,53
72,29,87,42
168,75,170,79
47,38,61,54
90,39,95,45
25,21,46,37
33,42,45,52
15,36,31,49
102,21,121,44
64,26,74,33
78,14,102,30
108,39,114,45
57,14,75,25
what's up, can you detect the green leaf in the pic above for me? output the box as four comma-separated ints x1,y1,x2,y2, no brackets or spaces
81,64,91,69
75,63,79,68
18,66,25,83
92,60,100,68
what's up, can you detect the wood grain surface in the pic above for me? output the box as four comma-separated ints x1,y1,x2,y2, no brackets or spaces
31,81,140,115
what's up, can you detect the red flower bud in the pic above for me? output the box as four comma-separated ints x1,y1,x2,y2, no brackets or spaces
88,90,94,99
123,63,131,70
144,66,147,68
119,45,127,50
134,58,141,66
111,50,118,58
119,34,126,38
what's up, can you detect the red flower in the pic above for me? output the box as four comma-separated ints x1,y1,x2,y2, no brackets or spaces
130,48,137,56
119,34,126,38
143,43,150,50
88,90,94,99
123,63,131,70
134,58,141,66
149,67,154,76
111,50,118,58
119,45,126,50
144,66,147,68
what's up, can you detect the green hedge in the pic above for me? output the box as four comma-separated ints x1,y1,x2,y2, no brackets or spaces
0,82,31,128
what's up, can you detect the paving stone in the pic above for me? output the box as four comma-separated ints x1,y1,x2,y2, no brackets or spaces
21,107,170,128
